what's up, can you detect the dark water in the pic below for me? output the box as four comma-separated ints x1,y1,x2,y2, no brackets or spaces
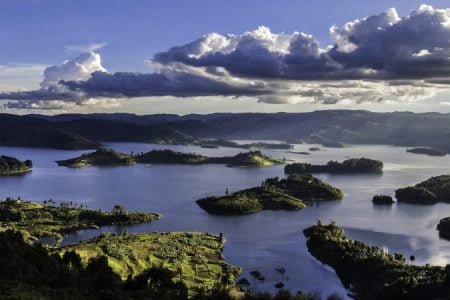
2,142,450,297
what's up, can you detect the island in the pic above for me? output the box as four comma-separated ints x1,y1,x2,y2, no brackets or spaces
406,147,447,156
285,158,383,174
437,217,450,240
395,175,450,204
56,148,134,168
58,148,284,168
196,174,342,215
198,139,293,150
0,155,32,175
304,221,450,299
285,151,311,155
0,198,160,240
372,194,395,205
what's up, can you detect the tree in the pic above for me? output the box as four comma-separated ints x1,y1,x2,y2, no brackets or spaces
112,204,126,215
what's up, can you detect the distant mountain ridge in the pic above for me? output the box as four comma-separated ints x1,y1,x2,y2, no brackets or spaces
4,110,450,151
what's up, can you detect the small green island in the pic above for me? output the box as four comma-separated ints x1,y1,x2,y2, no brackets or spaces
196,174,342,215
372,194,394,205
304,221,450,299
0,155,32,175
285,158,383,175
0,198,160,241
57,148,284,168
406,147,447,157
56,148,135,168
395,175,450,204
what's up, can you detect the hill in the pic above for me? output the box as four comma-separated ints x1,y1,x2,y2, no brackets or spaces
196,174,342,215
0,155,32,175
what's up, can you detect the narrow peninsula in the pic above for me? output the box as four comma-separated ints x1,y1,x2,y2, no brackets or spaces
0,198,160,241
285,157,383,174
0,155,32,175
196,174,342,215
304,221,450,299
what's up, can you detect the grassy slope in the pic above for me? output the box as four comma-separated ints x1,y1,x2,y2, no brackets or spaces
60,232,241,296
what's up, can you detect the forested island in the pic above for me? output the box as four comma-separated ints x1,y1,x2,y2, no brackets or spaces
199,139,293,150
0,198,160,241
285,158,383,175
372,195,394,205
304,221,450,299
57,148,284,168
437,217,450,240
395,175,450,204
0,155,33,175
406,147,447,156
196,174,342,215
56,148,134,168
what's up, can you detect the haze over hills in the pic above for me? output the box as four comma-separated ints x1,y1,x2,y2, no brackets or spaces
4,110,450,151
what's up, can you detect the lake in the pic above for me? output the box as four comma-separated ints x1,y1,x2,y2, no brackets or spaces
2,143,450,298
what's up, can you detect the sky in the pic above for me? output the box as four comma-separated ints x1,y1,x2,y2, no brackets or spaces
2,0,450,114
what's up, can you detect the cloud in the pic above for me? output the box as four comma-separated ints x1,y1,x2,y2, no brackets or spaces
0,52,108,109
3,5,450,109
0,63,47,92
65,42,107,53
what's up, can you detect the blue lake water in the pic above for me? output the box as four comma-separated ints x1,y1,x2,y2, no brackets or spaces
2,143,450,297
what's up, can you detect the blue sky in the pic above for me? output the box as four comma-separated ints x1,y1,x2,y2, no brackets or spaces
2,0,450,114
1,0,448,70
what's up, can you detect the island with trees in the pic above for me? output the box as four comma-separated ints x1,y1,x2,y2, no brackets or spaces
196,174,342,215
285,158,383,175
58,148,284,168
0,155,33,175
395,175,450,204
437,217,450,240
56,148,135,168
406,147,447,156
304,221,450,299
198,139,293,150
372,195,395,205
0,198,160,241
